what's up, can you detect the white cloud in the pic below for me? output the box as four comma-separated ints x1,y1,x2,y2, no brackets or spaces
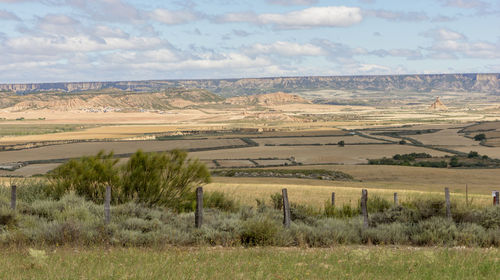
422,28,465,40
245,41,325,56
217,6,363,29
365,9,429,21
35,14,81,35
422,28,500,59
4,35,164,54
149,9,199,25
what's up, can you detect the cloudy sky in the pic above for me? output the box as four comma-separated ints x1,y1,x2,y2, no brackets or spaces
0,0,499,83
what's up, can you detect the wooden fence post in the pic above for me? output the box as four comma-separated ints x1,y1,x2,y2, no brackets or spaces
465,184,469,207
282,188,291,228
195,187,203,228
394,192,398,207
445,187,451,219
495,191,499,206
331,192,335,207
361,189,368,228
104,185,111,224
10,185,16,210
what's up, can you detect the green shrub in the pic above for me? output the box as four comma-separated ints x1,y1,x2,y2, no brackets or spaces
468,151,479,158
121,149,211,209
370,206,420,225
363,223,411,245
404,198,445,219
459,207,500,229
204,191,238,212
46,150,119,203
366,195,392,213
0,207,16,228
412,217,457,246
270,192,283,210
290,203,319,225
474,134,486,141
323,204,359,219
456,223,488,247
240,216,279,246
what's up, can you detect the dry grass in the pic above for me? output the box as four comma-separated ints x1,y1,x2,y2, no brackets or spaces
267,164,500,194
207,177,492,208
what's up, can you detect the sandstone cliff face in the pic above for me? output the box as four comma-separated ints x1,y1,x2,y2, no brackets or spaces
0,74,498,96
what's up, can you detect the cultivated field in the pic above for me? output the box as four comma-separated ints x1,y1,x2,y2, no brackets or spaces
0,138,245,163
253,135,387,145
191,144,451,165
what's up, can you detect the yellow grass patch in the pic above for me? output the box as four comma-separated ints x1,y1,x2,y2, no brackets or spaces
206,177,492,208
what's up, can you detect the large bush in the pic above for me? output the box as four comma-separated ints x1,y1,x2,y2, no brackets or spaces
47,151,120,203
121,149,210,209
46,149,210,209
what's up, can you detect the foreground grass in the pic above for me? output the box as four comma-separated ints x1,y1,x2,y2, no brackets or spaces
0,246,498,279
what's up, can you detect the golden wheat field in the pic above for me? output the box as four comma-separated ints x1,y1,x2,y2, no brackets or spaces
206,177,492,208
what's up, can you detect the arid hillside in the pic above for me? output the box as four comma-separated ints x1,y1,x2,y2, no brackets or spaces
0,89,308,112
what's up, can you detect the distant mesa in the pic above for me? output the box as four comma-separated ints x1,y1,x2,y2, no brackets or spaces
429,97,447,110
1,73,498,96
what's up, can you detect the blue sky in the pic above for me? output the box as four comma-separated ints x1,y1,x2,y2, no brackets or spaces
0,0,499,83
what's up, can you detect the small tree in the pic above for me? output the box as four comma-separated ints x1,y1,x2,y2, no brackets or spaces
337,140,345,147
474,134,486,141
47,150,119,203
468,151,479,158
121,149,211,209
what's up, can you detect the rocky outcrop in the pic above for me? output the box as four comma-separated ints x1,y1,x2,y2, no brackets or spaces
429,97,448,110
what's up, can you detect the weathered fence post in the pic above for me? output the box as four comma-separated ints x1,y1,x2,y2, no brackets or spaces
393,192,398,207
445,187,451,219
104,185,111,224
361,189,368,228
495,191,499,206
10,185,16,210
282,188,291,228
331,192,335,207
465,184,469,207
195,187,203,228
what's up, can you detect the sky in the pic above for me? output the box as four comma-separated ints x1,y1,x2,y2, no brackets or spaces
0,0,499,83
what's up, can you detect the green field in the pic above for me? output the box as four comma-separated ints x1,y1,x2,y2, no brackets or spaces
0,246,498,279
